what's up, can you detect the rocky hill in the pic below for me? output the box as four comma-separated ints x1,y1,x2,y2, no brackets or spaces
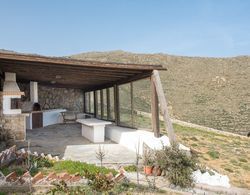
70,51,250,135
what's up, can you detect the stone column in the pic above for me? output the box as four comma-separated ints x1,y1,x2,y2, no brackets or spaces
30,81,38,103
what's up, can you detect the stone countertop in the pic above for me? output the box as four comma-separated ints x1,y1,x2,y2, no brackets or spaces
22,109,66,114
76,118,112,126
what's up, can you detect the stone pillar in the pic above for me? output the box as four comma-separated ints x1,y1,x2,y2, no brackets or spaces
30,81,38,103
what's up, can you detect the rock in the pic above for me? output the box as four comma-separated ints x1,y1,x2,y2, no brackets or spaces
193,170,230,188
5,171,18,182
53,156,59,161
0,152,6,164
32,172,44,184
20,148,26,153
0,171,5,180
46,154,53,160
40,153,45,158
0,145,17,167
0,171,6,186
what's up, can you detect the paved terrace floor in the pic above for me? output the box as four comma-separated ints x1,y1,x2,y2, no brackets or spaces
17,123,136,165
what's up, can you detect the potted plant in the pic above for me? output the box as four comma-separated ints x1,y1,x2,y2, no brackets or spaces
152,165,162,176
155,149,166,176
142,147,154,175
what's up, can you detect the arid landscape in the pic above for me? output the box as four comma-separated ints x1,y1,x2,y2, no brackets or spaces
71,50,250,135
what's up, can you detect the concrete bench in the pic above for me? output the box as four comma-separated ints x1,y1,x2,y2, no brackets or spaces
76,118,112,143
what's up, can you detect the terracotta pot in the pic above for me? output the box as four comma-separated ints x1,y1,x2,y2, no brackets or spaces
152,166,162,176
144,166,153,175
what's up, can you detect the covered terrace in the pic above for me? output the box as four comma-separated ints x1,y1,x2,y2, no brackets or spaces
0,51,176,162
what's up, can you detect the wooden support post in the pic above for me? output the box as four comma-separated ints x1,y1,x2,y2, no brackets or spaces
94,90,98,118
106,88,111,120
114,85,120,125
130,82,134,128
150,77,160,137
152,70,176,143
100,90,104,119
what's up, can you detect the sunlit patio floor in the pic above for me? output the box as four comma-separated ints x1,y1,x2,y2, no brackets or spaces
17,123,136,165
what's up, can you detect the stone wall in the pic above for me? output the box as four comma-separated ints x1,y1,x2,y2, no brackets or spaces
2,114,26,141
19,83,84,112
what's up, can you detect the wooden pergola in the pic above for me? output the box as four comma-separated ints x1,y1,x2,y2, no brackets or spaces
0,51,175,142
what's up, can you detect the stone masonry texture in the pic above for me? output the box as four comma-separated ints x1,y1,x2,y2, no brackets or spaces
19,83,84,112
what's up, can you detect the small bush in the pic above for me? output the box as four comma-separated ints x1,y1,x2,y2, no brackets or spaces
124,165,137,172
47,180,70,194
155,143,197,188
197,164,207,174
142,147,154,166
190,137,198,141
238,158,248,163
0,166,26,176
85,170,114,192
207,150,220,159
30,156,54,168
224,167,234,173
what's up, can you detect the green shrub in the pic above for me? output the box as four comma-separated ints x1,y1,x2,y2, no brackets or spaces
47,180,70,194
197,164,207,174
155,143,197,188
190,137,198,141
124,165,137,172
30,156,54,168
47,180,95,194
238,158,247,163
142,147,154,166
207,150,220,159
52,160,117,176
0,166,26,176
85,170,114,192
224,167,234,173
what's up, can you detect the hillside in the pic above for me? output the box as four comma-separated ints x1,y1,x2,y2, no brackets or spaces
70,51,250,135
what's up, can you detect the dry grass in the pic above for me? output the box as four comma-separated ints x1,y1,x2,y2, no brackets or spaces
171,124,250,189
118,112,250,188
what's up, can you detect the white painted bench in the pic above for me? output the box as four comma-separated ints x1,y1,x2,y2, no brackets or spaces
76,118,112,143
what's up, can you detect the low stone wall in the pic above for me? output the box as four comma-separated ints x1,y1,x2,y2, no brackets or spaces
19,83,84,112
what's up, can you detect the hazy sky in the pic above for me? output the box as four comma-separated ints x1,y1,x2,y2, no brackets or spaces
0,0,249,57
